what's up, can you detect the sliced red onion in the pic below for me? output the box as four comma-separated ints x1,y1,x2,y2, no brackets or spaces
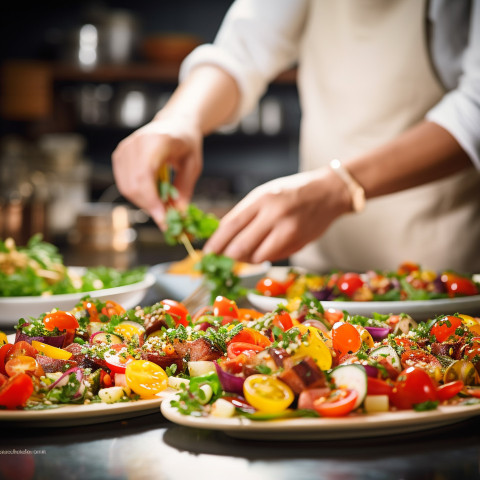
364,326,391,341
363,364,379,378
311,288,335,301
49,367,84,400
302,319,331,335
15,329,66,348
214,362,245,394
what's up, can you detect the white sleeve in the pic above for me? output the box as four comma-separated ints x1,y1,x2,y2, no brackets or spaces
426,0,480,169
179,0,309,121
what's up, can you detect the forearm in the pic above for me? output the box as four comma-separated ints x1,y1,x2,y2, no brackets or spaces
346,121,473,199
155,65,241,135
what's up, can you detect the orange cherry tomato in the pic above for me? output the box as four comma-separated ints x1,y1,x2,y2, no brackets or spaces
101,300,126,318
83,300,101,322
331,322,362,356
5,355,44,378
313,388,358,417
237,308,263,321
323,308,344,326
43,311,79,332
397,262,420,275
430,315,463,343
160,299,190,327
213,296,239,320
227,342,264,359
229,327,272,349
0,373,34,409
256,278,287,297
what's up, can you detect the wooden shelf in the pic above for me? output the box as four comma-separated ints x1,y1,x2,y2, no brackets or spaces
1,59,296,121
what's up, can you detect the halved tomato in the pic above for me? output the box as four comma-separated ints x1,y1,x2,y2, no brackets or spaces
0,373,34,409
313,388,358,417
243,374,294,413
104,344,135,374
43,311,79,332
5,355,44,378
125,360,168,398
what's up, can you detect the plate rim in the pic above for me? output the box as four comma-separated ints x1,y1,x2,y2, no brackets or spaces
161,397,480,437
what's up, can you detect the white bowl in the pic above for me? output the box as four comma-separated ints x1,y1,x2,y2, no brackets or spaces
0,268,155,327
150,261,271,302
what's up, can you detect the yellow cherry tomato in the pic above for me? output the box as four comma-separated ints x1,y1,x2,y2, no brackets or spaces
290,325,332,370
125,360,168,398
114,322,145,341
243,374,294,413
0,331,7,346
31,341,72,360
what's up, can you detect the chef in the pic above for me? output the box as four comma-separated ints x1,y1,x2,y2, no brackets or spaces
112,0,480,273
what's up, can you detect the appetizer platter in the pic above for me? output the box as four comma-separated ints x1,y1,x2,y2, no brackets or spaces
0,235,153,324
248,263,480,320
2,286,480,438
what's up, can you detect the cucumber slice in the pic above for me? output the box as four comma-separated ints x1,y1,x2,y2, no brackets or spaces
330,364,367,410
369,345,401,370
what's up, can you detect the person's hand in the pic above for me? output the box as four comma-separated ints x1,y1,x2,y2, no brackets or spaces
112,116,203,229
204,168,352,263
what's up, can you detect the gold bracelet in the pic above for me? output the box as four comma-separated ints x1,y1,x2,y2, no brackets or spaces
329,159,366,213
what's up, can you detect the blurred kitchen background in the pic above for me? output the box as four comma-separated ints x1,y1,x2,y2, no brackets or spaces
0,1,300,268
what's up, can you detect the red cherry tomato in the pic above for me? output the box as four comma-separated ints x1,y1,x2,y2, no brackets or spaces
160,299,190,327
213,296,239,320
391,367,438,410
336,273,364,297
43,311,79,332
400,349,442,371
5,341,38,363
436,380,464,402
430,315,463,343
256,278,287,297
0,373,34,409
272,311,293,332
441,273,478,297
313,388,358,417
367,377,394,400
227,342,264,359
0,344,13,376
0,373,7,388
331,322,362,356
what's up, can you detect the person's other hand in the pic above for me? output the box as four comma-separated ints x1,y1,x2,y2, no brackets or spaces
204,168,352,263
112,116,203,229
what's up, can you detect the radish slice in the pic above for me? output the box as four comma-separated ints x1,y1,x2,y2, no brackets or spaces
89,331,123,345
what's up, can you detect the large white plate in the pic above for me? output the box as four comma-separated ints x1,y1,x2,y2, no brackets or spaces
0,268,155,326
0,395,170,427
247,292,480,321
150,261,270,302
161,398,480,440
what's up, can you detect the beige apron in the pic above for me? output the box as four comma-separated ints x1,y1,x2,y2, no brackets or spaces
291,0,480,273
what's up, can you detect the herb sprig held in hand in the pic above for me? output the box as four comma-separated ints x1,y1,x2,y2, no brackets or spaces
158,180,219,247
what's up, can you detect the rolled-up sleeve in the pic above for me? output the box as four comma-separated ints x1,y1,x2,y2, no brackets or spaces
179,0,308,121
426,0,480,169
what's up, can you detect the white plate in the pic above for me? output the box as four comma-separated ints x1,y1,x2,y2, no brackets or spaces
0,268,155,326
150,261,270,301
0,394,170,427
246,292,480,321
161,398,480,440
